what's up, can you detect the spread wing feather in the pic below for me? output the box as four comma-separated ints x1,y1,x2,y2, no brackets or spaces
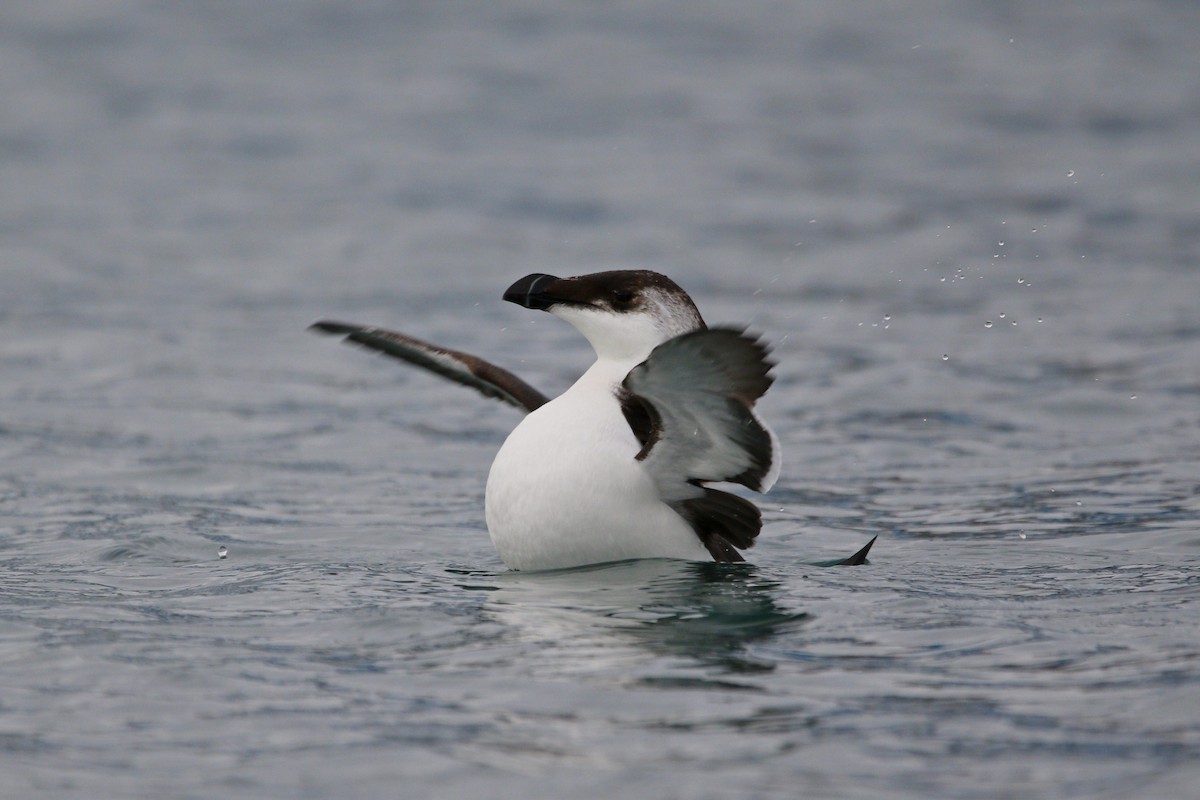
622,327,780,562
309,320,549,413
623,327,779,497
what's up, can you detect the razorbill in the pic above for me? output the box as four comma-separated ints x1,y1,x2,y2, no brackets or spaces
311,270,875,571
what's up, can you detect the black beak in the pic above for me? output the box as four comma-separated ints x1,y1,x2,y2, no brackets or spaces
503,273,561,310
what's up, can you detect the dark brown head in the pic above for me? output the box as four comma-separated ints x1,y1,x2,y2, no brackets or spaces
503,270,705,362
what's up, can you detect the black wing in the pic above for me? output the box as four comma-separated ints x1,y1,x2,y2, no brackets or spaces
309,320,549,413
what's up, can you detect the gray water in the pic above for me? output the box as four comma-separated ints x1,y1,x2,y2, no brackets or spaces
2,2,1199,798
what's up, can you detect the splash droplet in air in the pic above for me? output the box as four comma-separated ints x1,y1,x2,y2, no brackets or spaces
218,546,228,560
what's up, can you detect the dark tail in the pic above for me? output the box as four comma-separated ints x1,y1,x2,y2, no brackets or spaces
837,535,877,566
809,535,877,567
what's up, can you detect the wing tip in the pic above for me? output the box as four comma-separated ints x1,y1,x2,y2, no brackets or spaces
307,318,549,414
695,326,776,401
308,320,361,336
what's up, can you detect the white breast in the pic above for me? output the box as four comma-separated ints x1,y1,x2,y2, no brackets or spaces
484,362,708,571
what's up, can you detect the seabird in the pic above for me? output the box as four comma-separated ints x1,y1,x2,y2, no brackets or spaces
311,270,875,570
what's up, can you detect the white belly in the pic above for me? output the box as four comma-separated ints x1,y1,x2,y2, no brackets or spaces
484,376,708,571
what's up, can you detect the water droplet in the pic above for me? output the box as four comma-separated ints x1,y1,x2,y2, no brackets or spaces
984,320,993,328
1130,394,1137,400
998,241,1005,246
1018,532,1027,540
1011,319,1018,326
1037,318,1043,323
999,312,1006,319
218,546,228,559
1076,501,1083,506
941,354,950,361
1017,277,1026,284
1067,169,1076,177
883,314,891,321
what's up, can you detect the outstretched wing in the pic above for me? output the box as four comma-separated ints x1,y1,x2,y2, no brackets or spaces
623,327,779,495
309,320,550,413
621,327,780,562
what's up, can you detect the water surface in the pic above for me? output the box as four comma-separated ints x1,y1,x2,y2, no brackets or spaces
2,1,1198,797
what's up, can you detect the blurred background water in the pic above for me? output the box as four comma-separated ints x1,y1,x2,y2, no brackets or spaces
1,1,1198,798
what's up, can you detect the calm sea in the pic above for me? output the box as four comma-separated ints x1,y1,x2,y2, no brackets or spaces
2,1,1198,797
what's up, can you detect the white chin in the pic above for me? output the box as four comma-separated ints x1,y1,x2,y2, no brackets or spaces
549,305,665,362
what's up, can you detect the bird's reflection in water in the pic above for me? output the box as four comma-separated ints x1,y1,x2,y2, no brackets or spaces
477,559,808,678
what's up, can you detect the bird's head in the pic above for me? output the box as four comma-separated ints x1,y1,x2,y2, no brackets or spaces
503,270,705,363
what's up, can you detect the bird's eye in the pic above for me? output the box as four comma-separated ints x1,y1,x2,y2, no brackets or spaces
612,289,635,306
